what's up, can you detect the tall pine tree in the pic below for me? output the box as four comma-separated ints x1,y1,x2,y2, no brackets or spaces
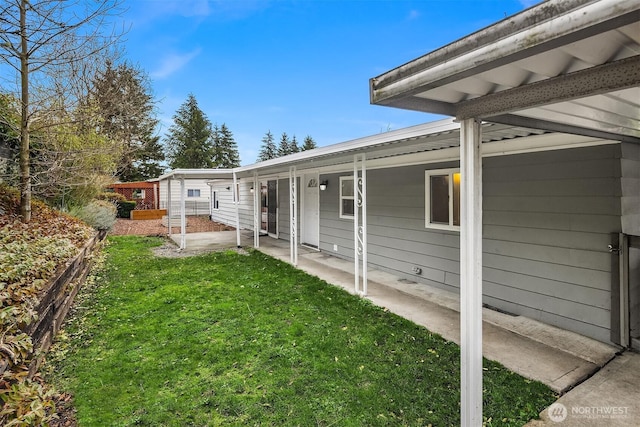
212,123,240,168
290,135,300,154
277,132,291,157
257,130,277,161
91,61,161,182
165,94,215,169
301,135,317,151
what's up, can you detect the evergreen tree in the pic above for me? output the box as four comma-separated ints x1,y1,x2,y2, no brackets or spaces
301,135,317,151
91,61,161,182
164,94,215,169
290,135,300,154
130,135,165,180
257,130,277,161
277,132,291,157
212,123,240,168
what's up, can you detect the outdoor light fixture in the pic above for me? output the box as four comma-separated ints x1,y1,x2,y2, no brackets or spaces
319,180,328,191
225,186,231,191
250,186,254,193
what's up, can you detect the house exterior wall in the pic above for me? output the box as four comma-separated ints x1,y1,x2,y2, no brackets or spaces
315,144,622,343
621,142,640,236
159,179,211,216
208,180,236,226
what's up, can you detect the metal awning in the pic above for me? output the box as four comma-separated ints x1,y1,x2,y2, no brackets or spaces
370,0,640,143
369,1,638,425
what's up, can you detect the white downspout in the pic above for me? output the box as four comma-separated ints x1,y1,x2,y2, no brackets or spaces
253,173,260,248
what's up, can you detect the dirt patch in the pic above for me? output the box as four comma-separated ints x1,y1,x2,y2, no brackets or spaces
151,241,249,258
110,216,234,236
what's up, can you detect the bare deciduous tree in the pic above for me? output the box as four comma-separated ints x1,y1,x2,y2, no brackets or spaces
0,0,123,221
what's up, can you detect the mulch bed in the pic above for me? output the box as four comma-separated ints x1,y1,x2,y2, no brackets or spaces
110,216,235,236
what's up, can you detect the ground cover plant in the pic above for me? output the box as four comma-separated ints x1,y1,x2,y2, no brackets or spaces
48,236,556,426
0,184,94,425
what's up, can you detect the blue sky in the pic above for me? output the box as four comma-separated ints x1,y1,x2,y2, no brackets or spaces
121,0,538,166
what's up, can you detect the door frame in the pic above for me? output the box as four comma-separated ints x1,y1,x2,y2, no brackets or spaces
259,178,279,238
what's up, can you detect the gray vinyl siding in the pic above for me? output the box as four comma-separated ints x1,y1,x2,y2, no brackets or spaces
209,180,236,227
621,142,640,236
237,180,254,231
316,144,622,343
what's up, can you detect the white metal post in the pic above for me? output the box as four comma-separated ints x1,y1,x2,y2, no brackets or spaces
290,166,298,266
166,178,172,236
253,173,260,248
354,154,368,296
460,118,483,427
179,178,186,250
233,172,241,247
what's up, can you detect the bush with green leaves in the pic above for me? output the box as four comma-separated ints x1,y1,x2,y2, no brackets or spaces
71,200,117,231
116,200,136,219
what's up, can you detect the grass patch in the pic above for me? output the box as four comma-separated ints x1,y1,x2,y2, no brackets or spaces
47,236,555,426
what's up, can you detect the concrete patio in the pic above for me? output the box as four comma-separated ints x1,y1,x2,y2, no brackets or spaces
170,231,639,425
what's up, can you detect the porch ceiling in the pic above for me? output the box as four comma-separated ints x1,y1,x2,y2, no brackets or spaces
370,0,640,143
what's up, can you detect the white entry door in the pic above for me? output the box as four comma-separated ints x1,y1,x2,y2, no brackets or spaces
302,173,319,248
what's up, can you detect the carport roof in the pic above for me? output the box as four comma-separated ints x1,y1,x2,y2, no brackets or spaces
369,0,640,143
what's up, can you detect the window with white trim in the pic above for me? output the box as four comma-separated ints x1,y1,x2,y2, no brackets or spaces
425,169,460,230
339,176,354,219
187,189,200,197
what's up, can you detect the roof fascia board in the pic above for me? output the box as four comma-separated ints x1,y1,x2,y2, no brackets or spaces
370,0,639,105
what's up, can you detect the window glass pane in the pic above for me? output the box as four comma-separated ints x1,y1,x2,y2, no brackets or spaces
452,172,461,226
430,175,449,224
341,178,354,197
342,199,354,216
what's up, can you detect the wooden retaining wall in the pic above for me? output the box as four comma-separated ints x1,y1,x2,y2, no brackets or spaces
131,209,167,220
25,230,106,374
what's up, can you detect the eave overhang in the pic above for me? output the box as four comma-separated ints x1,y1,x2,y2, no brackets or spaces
370,0,640,143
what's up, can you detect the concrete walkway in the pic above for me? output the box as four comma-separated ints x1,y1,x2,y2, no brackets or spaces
171,231,639,425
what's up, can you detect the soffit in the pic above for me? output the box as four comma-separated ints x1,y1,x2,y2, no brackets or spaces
370,0,640,143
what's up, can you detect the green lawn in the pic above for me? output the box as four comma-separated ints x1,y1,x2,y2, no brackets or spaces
47,236,555,426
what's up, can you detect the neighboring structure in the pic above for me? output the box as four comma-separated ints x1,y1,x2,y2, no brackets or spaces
108,181,160,210
158,175,213,216
160,1,639,424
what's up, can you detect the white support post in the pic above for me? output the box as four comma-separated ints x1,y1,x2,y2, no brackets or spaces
354,154,368,296
460,118,483,427
179,178,186,250
166,178,172,236
233,172,241,248
153,182,158,210
253,173,260,248
289,166,298,266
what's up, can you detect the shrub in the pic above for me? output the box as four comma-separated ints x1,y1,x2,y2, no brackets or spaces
96,191,127,204
116,201,136,219
71,201,117,231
